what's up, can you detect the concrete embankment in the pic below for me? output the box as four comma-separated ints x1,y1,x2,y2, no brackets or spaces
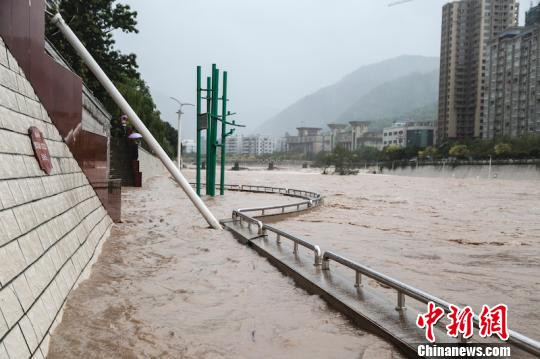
0,36,112,358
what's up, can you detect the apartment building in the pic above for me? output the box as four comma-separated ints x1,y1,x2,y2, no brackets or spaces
241,135,276,156
484,4,540,138
438,0,519,141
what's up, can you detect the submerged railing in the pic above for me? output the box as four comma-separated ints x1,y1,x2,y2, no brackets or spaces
322,251,540,356
193,182,540,356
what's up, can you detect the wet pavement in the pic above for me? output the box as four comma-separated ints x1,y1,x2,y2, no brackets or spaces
47,175,403,359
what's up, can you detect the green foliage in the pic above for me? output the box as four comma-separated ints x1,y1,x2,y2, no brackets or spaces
494,143,512,157
418,146,439,160
448,144,470,159
46,0,177,157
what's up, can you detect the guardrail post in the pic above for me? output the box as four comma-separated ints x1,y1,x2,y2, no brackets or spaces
276,234,281,244
322,258,330,270
293,242,299,254
314,254,322,266
396,292,406,311
355,272,362,288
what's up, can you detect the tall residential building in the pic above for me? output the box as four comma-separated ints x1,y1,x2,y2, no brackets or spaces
526,1,540,25
484,4,540,138
437,0,519,142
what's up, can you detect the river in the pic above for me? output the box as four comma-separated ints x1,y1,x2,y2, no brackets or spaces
47,168,539,358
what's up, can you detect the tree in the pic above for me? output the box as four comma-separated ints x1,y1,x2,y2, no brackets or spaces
46,0,139,104
494,143,512,158
384,144,402,161
449,144,469,159
46,0,178,157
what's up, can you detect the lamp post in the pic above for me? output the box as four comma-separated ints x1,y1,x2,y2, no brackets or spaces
170,97,194,169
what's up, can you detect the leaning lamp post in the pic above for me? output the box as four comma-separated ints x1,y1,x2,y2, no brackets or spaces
170,97,194,169
49,12,222,229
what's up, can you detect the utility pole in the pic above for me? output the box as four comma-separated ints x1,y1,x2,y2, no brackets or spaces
196,65,244,197
220,71,228,195
205,76,212,194
209,64,220,196
170,97,193,169
196,66,202,196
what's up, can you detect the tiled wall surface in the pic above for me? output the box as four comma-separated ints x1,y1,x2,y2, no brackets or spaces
0,36,112,358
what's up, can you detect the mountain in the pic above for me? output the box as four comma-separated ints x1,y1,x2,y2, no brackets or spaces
337,70,439,123
256,55,439,136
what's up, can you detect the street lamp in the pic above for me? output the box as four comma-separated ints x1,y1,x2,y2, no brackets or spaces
170,97,194,169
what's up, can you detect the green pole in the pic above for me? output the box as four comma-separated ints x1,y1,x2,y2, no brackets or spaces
209,64,219,196
220,71,228,195
196,66,202,196
205,76,212,195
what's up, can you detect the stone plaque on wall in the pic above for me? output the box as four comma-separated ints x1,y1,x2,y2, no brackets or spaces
29,126,53,174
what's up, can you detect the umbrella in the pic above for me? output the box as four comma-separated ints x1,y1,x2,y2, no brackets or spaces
128,133,143,139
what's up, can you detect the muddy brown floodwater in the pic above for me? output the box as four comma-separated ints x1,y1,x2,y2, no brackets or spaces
47,174,404,359
220,169,540,339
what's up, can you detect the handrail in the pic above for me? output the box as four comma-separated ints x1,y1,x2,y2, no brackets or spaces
197,181,540,356
232,210,264,235
264,224,322,266
322,251,540,356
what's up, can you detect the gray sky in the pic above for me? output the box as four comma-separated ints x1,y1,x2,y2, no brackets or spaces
114,0,527,139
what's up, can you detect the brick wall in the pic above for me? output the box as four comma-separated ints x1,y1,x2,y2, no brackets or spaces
0,36,112,358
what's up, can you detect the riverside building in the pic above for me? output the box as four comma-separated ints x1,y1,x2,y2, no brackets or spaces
382,122,435,148
328,122,383,151
437,0,519,142
484,3,540,138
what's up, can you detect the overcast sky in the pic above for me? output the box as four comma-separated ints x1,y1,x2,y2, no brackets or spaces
114,0,528,139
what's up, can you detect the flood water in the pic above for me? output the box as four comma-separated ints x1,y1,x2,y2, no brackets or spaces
220,168,540,339
47,168,539,358
47,174,403,359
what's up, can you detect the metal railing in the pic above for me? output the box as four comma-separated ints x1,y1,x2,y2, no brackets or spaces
264,224,322,266
232,210,264,235
322,251,540,356
204,181,540,356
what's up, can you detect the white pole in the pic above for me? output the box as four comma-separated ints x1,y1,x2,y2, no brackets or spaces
488,155,492,179
51,14,222,230
177,110,182,169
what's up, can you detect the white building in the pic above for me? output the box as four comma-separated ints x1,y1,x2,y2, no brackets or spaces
182,139,196,153
242,135,276,156
382,122,435,148
225,134,243,155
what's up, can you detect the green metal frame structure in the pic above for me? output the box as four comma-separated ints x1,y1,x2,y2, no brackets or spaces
196,64,243,197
